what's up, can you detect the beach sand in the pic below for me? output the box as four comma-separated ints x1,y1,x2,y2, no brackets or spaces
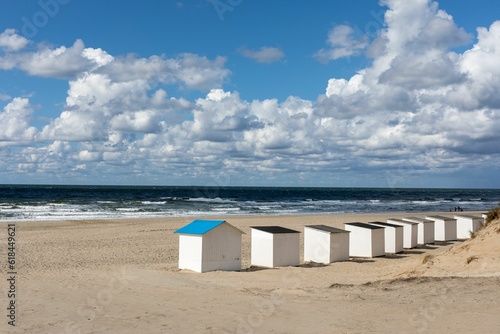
1,212,499,333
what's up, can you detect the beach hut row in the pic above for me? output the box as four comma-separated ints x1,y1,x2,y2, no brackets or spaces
175,215,483,272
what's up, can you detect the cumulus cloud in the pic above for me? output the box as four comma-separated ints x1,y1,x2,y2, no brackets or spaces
239,46,285,63
0,38,114,78
19,39,102,78
319,0,500,165
314,25,369,63
0,36,229,88
0,98,38,146
110,110,162,133
0,29,29,52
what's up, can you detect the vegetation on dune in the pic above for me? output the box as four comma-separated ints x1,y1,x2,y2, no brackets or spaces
469,203,500,239
485,203,500,224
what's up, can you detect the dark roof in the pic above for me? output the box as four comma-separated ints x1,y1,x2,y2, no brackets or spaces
368,221,402,228
344,222,384,229
403,217,434,224
426,215,456,221
388,218,417,225
305,225,350,233
251,226,300,234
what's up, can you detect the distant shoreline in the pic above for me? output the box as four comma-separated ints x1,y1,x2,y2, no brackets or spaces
1,210,486,225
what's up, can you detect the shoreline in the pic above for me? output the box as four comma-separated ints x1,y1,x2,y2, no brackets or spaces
0,209,486,225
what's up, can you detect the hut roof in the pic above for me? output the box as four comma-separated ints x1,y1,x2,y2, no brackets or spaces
305,225,350,233
426,215,456,221
175,220,240,235
251,226,300,234
368,221,402,228
388,218,417,225
344,222,384,229
404,217,434,223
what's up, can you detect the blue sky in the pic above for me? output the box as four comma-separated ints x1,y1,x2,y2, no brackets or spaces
0,0,499,188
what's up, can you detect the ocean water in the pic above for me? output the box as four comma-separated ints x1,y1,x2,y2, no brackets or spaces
0,185,499,221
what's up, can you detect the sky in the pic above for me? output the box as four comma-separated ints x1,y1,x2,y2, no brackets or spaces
0,0,499,188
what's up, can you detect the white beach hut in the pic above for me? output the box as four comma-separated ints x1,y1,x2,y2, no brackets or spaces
454,214,484,239
387,219,418,249
402,217,435,245
425,215,457,241
304,225,350,264
343,222,385,258
482,213,488,225
250,226,300,268
175,220,243,273
367,222,404,254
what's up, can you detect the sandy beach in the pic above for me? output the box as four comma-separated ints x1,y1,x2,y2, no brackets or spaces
1,211,499,333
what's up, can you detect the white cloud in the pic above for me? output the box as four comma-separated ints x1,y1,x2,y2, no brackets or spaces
173,54,230,90
0,36,229,90
82,47,114,67
101,53,229,90
19,39,114,78
78,150,102,162
239,47,285,63
378,49,466,89
0,98,38,146
450,21,500,109
314,25,369,63
319,0,500,163
110,110,162,133
0,29,29,52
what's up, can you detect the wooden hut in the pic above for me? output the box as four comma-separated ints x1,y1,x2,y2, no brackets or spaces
454,214,484,239
343,222,385,258
304,225,350,264
250,226,300,268
425,215,457,241
387,218,418,249
402,217,435,245
175,220,243,273
368,222,404,254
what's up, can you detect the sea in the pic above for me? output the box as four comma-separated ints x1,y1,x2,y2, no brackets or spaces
0,185,499,222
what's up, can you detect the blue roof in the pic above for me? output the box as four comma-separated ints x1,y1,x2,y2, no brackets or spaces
175,220,227,235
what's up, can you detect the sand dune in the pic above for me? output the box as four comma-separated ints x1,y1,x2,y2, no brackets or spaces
405,217,500,277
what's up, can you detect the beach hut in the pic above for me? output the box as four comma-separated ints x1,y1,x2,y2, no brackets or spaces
387,219,418,249
482,213,488,225
367,222,404,254
304,225,350,264
402,217,435,245
425,215,457,241
343,222,385,258
175,220,243,273
454,214,484,239
250,226,300,268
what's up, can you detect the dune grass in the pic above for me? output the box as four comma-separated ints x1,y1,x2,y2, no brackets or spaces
486,203,500,224
469,204,500,239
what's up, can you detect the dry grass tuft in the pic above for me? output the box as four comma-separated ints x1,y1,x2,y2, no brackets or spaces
466,255,479,264
486,204,500,224
421,254,434,265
